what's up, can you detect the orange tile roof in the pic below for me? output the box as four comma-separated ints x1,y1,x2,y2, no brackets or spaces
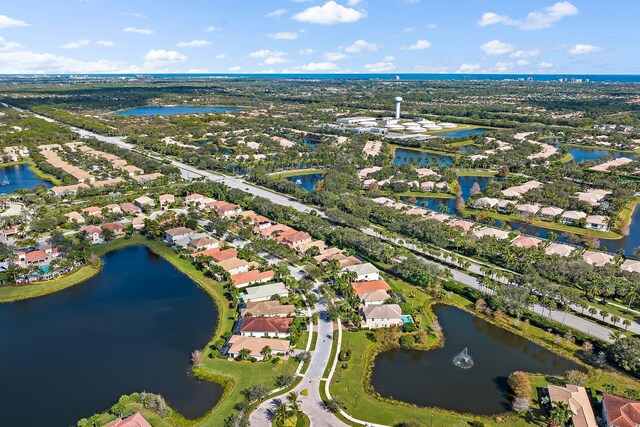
351,280,391,295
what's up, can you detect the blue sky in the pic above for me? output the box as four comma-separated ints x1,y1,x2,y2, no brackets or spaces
0,0,637,74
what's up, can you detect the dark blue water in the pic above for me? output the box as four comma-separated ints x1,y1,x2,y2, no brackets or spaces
115,106,240,116
404,176,498,212
61,74,640,82
393,148,454,167
565,146,636,163
0,245,221,427
371,305,579,414
439,129,486,138
0,164,53,193
286,173,323,191
408,196,455,212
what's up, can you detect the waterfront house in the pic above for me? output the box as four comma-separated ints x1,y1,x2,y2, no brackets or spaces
473,227,510,240
538,206,564,221
231,269,275,288
134,196,155,209
165,226,195,244
81,225,103,244
240,300,296,318
620,259,640,274
106,412,152,427
343,263,380,282
187,236,220,252
496,199,516,213
362,304,403,329
515,203,541,218
131,216,145,230
511,235,543,249
101,222,125,238
602,393,640,427
560,210,587,226
547,384,597,427
585,215,609,231
242,282,289,303
15,246,59,267
226,335,291,360
545,243,576,257
239,316,293,338
217,257,251,276
583,250,615,267
416,168,437,178
473,197,500,210
577,189,611,207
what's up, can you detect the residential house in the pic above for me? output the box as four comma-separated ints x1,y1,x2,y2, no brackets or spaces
351,280,392,295
159,194,175,209
64,212,85,224
242,282,289,303
583,250,615,267
473,227,510,240
602,393,640,427
211,201,242,219
362,304,403,329
278,230,312,250
102,222,125,238
15,246,59,267
620,259,640,274
545,243,576,257
231,269,275,288
360,289,390,306
81,225,103,244
586,215,609,231
560,210,587,226
240,300,296,318
105,204,122,215
134,196,155,209
217,257,250,276
184,193,204,206
131,216,145,230
226,335,291,360
187,237,220,252
105,412,152,427
239,317,293,338
120,202,142,215
515,203,541,218
473,197,500,210
452,220,475,232
81,206,102,218
538,206,563,221
165,227,195,244
343,262,380,282
547,384,597,427
511,235,543,249
496,199,516,213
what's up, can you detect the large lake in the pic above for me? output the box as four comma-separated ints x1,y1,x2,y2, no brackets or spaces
115,106,240,116
371,305,578,414
0,164,53,193
0,245,221,427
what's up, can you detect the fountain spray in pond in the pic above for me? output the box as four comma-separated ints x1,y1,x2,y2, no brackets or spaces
453,347,474,369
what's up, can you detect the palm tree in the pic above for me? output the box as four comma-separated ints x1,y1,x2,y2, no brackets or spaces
623,319,632,331
287,392,299,418
274,402,290,425
611,315,621,329
600,309,610,323
588,307,597,318
548,401,573,427
238,348,251,361
260,345,272,361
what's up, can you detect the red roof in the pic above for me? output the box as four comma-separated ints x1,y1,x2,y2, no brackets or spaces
210,248,237,262
165,226,194,237
102,222,125,231
24,250,48,263
603,394,640,427
351,280,391,295
231,270,275,286
105,412,152,427
120,202,141,213
82,225,102,235
240,317,293,334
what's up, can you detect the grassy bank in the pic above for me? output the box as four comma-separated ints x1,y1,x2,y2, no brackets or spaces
615,198,640,236
396,191,455,199
455,169,497,177
269,169,325,178
390,144,458,158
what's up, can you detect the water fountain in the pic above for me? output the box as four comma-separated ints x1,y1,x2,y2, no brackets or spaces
453,347,474,369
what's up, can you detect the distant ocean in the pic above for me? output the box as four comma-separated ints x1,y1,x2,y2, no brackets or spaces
3,73,640,83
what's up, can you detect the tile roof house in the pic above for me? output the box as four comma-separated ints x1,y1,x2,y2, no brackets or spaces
105,412,152,427
231,269,275,288
583,250,615,267
240,300,296,318
560,210,587,226
473,227,510,240
363,304,403,329
187,236,220,252
184,193,204,205
545,243,576,257
602,393,640,427
134,196,155,208
343,262,380,282
81,225,103,244
547,384,597,427
242,282,289,303
101,222,125,237
515,203,541,217
511,235,543,249
159,194,175,209
64,212,85,224
538,206,564,221
585,215,609,231
473,197,500,210
278,230,312,250
217,257,251,276
620,259,640,274
351,280,391,295
452,220,475,232
226,335,291,360
239,316,293,338
131,216,146,230
360,289,390,306
165,227,195,243
210,201,242,219
81,206,102,217
120,202,142,214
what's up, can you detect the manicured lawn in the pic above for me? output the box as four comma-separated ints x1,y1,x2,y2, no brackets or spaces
269,169,325,178
455,169,498,177
0,262,100,303
446,139,474,147
557,152,573,163
389,144,458,157
396,191,455,198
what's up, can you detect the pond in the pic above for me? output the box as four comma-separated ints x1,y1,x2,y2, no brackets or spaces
563,145,636,163
438,128,487,138
286,173,324,191
371,305,579,414
0,164,54,193
0,245,222,427
115,106,241,116
404,176,501,213
393,148,454,167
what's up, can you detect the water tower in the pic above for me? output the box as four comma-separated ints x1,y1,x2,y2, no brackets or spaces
394,96,403,119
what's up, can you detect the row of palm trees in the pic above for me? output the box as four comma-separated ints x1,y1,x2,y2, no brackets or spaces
272,392,303,425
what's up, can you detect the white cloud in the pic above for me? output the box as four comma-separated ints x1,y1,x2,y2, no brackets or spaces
401,39,432,51
123,27,154,35
299,48,314,55
269,31,299,40
228,66,242,72
249,49,286,59
364,60,395,72
403,27,415,33
263,56,289,65
538,61,553,69
480,40,513,55
427,23,438,29
414,65,449,73
324,52,347,61
0,50,138,73
347,0,363,5
342,39,378,53
60,39,91,49
511,49,539,58
569,44,602,54
119,12,147,19
293,1,365,25
266,9,287,18
478,1,578,30
457,63,480,73
296,62,340,71
0,14,30,29
215,53,226,59
97,40,116,47
188,68,209,73
493,61,513,72
516,59,529,66
204,26,219,32
177,40,211,48
0,37,22,51
143,49,187,67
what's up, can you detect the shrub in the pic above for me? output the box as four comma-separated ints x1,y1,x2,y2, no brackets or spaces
402,322,417,333
339,350,351,361
301,389,309,396
507,371,531,399
470,421,485,427
399,334,416,349
565,369,588,386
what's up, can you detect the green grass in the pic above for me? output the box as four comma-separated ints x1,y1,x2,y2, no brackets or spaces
389,144,458,157
309,330,318,351
556,152,573,163
455,170,497,177
396,191,455,198
323,329,339,379
269,169,325,178
446,139,474,148
616,198,640,236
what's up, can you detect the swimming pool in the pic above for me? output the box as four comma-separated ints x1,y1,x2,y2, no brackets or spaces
401,315,413,324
